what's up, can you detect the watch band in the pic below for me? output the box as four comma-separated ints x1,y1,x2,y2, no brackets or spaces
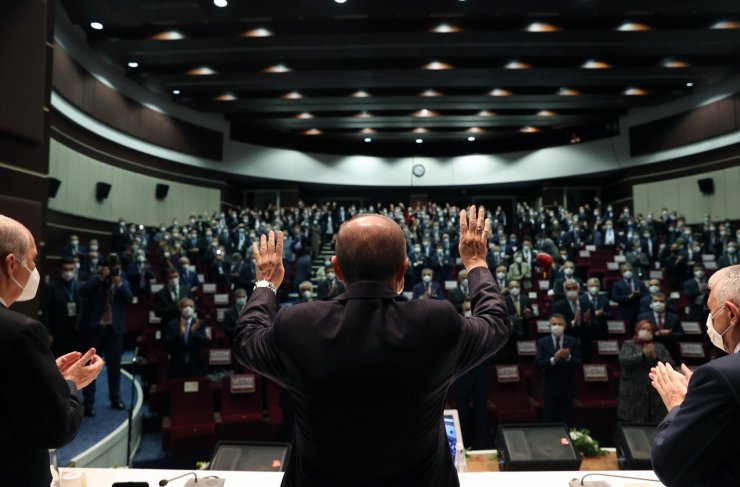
254,280,278,295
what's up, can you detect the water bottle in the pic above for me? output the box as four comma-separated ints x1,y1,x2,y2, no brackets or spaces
49,449,60,487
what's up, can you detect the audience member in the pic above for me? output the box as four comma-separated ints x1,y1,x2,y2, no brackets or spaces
44,257,81,357
611,263,647,328
508,252,532,290
224,288,248,346
448,269,469,312
412,268,444,300
683,264,709,321
154,268,195,326
164,298,209,378
317,266,345,300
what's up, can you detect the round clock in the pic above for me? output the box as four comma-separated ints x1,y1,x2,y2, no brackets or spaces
412,164,425,177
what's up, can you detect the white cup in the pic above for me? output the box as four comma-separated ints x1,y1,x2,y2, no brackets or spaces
61,471,86,487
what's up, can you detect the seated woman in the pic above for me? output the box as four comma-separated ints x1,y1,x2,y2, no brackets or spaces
617,320,675,424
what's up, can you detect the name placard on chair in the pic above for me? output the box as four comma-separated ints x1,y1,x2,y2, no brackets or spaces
586,245,596,251
607,321,626,334
209,349,232,365
597,340,620,355
682,321,702,335
528,292,538,300
679,342,705,358
184,381,199,393
230,374,256,394
537,320,551,333
217,308,227,322
649,270,663,279
149,311,162,324
607,262,620,271
583,364,609,382
214,293,229,305
202,283,217,293
614,255,626,263
539,280,550,291
151,283,164,293
496,365,521,383
517,341,536,356
579,250,591,258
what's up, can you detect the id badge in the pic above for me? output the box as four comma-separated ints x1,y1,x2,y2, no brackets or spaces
67,301,77,317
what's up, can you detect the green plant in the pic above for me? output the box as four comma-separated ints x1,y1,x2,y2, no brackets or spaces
569,428,606,458
196,461,210,470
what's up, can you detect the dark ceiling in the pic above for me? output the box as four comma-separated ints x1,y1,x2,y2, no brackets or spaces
58,0,740,157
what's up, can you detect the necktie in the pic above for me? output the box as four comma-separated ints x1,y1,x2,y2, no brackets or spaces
657,314,664,330
184,319,190,344
628,280,633,293
514,299,521,317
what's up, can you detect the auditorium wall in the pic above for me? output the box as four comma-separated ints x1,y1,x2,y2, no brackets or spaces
48,139,221,226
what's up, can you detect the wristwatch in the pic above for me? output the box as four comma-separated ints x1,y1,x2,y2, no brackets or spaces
254,280,278,295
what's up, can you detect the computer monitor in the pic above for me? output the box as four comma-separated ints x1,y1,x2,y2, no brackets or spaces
443,409,464,469
497,423,582,471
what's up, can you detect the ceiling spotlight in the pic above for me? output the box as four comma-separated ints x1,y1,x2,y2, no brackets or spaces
624,87,648,96
413,127,429,134
710,20,740,30
431,23,462,33
421,89,443,97
213,0,228,7
263,64,291,73
526,22,561,32
467,127,484,133
90,22,104,30
303,129,322,135
151,31,185,40
415,138,424,144
467,136,476,142
504,60,531,70
570,133,582,144
128,61,139,68
364,137,372,143
582,59,611,69
335,0,347,3
423,61,453,70
282,91,303,99
215,93,237,101
172,89,180,95
242,28,273,38
355,111,372,118
662,58,690,68
520,126,540,133
489,88,512,97
351,90,371,98
558,87,580,96
412,109,437,118
477,110,495,117
296,112,314,119
187,66,216,75
537,110,556,117
360,128,376,135
617,22,651,31
686,82,694,87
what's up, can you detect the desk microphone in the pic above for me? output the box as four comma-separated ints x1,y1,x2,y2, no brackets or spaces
159,472,197,486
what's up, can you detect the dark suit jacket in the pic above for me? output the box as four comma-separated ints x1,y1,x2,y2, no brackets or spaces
224,305,243,346
535,334,581,397
78,275,134,335
683,278,708,320
164,317,210,378
154,286,195,325
611,278,647,322
0,305,82,486
234,267,510,487
652,353,740,487
636,311,683,338
44,279,81,338
411,281,444,300
317,279,346,301
718,252,739,269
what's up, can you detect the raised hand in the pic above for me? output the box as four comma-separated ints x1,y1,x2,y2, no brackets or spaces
252,231,285,289
62,348,105,390
458,205,490,272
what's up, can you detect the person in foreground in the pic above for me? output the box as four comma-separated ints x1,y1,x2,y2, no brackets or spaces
234,206,510,487
650,264,740,487
0,215,104,487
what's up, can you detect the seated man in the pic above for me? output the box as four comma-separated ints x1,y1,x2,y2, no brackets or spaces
296,281,315,303
163,298,210,379
412,268,444,300
317,266,346,300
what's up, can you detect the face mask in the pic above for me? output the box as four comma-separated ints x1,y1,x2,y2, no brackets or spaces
464,311,472,318
137,256,146,263
327,272,336,281
181,306,194,319
563,268,574,276
589,286,599,296
10,258,40,302
71,240,79,246
61,271,75,282
510,287,520,297
695,271,705,279
461,279,468,289
623,271,633,280
515,257,523,264
235,298,247,308
169,278,179,289
566,290,579,300
650,302,666,313
496,272,506,280
422,275,432,284
707,306,731,352
303,290,312,299
649,285,660,294
638,329,653,342
729,247,738,254
413,246,421,253
551,325,565,337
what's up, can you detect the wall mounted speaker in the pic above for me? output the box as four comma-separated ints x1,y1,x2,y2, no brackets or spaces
209,442,290,472
95,182,112,201
155,183,170,200
614,423,657,470
48,177,61,198
697,178,715,195
496,423,582,471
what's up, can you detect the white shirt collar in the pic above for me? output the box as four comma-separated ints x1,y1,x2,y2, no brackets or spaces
0,297,6,307
734,342,740,354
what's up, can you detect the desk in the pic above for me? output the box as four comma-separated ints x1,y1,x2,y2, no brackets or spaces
467,451,621,472
61,467,664,487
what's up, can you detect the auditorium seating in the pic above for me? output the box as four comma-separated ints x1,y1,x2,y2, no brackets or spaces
161,377,218,457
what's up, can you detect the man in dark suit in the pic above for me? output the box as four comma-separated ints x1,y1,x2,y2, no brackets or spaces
637,293,683,360
127,253,155,297
154,268,195,327
317,266,346,301
412,267,445,300
651,264,740,486
44,257,82,357
683,264,709,321
163,298,210,379
583,277,612,339
177,256,200,294
535,313,581,425
234,206,510,487
552,279,594,361
717,241,739,269
0,215,103,486
448,269,470,312
611,263,648,329
224,288,248,347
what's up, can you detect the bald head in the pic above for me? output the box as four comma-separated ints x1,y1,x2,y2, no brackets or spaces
335,214,406,283
0,215,30,262
709,265,740,306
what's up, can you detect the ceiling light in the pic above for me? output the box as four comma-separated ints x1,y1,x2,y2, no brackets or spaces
172,89,180,95
413,128,428,134
215,93,237,101
431,23,462,33
467,136,476,142
263,64,291,73
151,31,185,40
423,61,453,70
421,89,443,97
467,127,484,133
296,112,314,119
520,126,540,133
624,87,648,96
477,110,495,117
364,137,372,143
282,91,303,99
128,61,139,68
537,110,556,116
412,109,437,118
582,59,611,69
360,128,376,135
617,22,651,31
90,22,104,30
351,90,371,98
242,28,273,38
187,66,216,75
416,138,424,144
662,58,690,68
303,129,322,135
558,87,580,96
504,60,531,70
711,20,740,30
489,88,512,96
213,0,228,7
686,82,694,87
526,22,561,32
355,111,372,118
335,0,347,3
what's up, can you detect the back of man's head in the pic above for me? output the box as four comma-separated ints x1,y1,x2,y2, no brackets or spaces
335,214,406,284
0,215,29,266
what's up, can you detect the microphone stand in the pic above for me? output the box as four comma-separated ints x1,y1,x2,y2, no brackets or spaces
127,346,139,467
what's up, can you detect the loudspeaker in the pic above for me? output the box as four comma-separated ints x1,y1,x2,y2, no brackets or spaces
209,442,290,472
48,178,61,198
155,183,169,200
698,178,715,195
614,423,657,470
95,182,112,201
496,424,582,471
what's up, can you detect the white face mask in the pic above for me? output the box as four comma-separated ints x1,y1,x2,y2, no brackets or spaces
638,329,653,342
303,290,312,299
327,272,336,281
650,302,666,313
460,279,469,289
235,298,247,308
496,272,506,280
169,278,179,289
550,325,565,337
464,311,472,318
515,257,523,264
422,275,432,284
566,290,579,300
61,271,75,282
649,285,660,294
563,268,574,276
181,306,194,319
623,271,633,280
588,286,599,296
10,258,40,302
707,306,732,352
509,287,520,297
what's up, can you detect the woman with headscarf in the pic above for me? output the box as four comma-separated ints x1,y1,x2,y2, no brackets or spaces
617,319,675,423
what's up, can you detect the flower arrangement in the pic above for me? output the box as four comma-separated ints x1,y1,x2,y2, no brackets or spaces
569,428,606,457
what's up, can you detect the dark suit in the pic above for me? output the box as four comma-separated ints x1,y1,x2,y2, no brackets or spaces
683,278,709,321
317,278,346,301
44,278,81,357
553,295,595,361
535,334,581,425
652,353,740,487
164,317,210,378
0,305,82,487
154,285,194,326
718,251,739,269
411,280,444,300
582,291,613,339
234,267,510,487
637,311,683,359
611,278,648,327
223,305,244,347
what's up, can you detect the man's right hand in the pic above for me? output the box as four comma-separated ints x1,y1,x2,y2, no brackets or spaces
62,348,105,390
459,205,490,272
252,231,285,289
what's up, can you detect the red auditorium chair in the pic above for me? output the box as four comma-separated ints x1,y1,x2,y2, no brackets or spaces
217,373,270,441
127,300,149,335
487,364,538,428
162,377,218,457
573,364,618,444
592,339,622,379
147,351,171,417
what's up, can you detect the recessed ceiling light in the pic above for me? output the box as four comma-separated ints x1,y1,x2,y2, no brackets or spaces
520,126,540,133
360,128,376,135
213,0,228,7
526,22,561,32
187,66,217,75
242,27,273,38
558,87,580,96
582,59,611,69
128,61,139,68
537,110,556,117
711,20,740,30
431,23,462,33
263,64,291,73
172,89,180,95
364,137,372,143
489,88,512,97
617,22,651,31
303,129,322,135
282,91,303,99
416,138,424,144
423,61,453,70
467,127,484,133
215,93,237,101
335,0,347,3
686,82,694,87
90,22,104,30
662,58,690,68
413,128,429,134
624,87,648,96
296,112,314,119
467,136,476,142
355,111,372,118
412,109,437,118
151,31,185,40
477,110,495,117
351,90,371,98
420,89,443,97
504,60,531,70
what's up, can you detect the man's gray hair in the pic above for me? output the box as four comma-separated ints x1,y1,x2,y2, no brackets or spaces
564,278,580,289
709,265,740,306
0,215,29,262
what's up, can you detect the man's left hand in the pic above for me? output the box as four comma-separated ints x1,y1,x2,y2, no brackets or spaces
650,362,689,411
56,351,82,376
